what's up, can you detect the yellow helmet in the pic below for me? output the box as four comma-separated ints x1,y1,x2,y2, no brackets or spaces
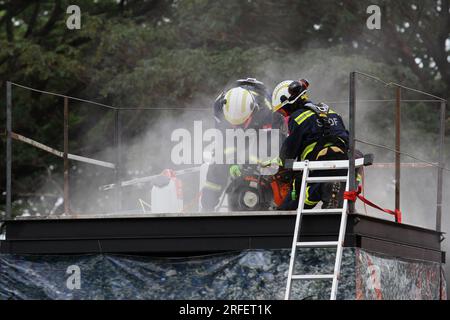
222,87,257,126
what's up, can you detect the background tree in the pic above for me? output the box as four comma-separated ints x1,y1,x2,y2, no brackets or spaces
0,0,448,215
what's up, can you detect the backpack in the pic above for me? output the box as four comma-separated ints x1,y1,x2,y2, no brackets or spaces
304,102,348,160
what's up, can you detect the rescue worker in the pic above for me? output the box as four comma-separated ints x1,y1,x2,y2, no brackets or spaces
271,79,349,210
201,78,286,211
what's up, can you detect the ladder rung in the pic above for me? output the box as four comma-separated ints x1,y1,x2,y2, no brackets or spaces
302,208,343,214
306,176,347,183
292,274,334,280
296,241,338,248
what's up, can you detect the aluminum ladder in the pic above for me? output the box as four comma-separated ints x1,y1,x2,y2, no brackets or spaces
284,157,367,300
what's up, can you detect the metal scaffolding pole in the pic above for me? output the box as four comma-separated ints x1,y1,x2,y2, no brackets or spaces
63,97,70,215
436,101,447,232
395,88,401,219
115,109,122,212
348,72,356,214
6,82,12,220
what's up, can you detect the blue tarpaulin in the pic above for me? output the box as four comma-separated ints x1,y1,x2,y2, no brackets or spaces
0,249,445,300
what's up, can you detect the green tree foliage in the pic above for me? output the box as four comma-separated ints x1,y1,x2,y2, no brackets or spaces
0,0,448,214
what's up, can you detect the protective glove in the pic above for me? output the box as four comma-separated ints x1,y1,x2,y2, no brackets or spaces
229,165,242,178
260,157,283,168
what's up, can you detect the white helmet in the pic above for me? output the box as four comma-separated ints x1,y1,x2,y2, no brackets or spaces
272,79,309,113
235,78,266,88
222,87,257,126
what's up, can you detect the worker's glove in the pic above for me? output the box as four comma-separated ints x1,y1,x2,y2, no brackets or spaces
260,157,283,168
229,165,242,178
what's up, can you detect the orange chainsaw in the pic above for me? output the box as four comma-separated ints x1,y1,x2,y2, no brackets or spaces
225,165,291,211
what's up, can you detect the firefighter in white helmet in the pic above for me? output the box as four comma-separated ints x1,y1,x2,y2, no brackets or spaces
201,78,286,211
271,79,350,210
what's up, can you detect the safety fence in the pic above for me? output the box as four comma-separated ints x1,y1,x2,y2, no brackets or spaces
347,72,448,232
4,81,209,218
3,74,449,232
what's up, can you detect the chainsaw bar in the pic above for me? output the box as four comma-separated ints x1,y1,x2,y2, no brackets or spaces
99,166,202,191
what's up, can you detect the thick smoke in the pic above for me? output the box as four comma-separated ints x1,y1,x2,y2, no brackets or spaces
256,50,450,289
37,47,449,230
13,46,449,295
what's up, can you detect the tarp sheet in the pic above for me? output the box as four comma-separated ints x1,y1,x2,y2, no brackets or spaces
0,249,445,300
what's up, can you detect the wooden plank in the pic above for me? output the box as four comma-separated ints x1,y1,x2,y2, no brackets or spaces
11,132,62,157
11,132,115,169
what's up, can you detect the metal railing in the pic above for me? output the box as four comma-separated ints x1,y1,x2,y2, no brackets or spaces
4,76,449,231
4,81,207,220
347,72,448,232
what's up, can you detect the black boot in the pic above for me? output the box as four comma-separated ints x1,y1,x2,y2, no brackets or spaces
320,182,345,209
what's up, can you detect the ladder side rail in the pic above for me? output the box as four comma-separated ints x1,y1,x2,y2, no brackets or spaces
330,173,351,300
285,158,362,300
284,162,310,300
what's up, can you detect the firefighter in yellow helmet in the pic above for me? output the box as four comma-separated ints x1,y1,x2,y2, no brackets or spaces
201,78,286,211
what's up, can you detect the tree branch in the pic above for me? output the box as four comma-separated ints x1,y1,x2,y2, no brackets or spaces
5,12,13,42
36,0,62,37
381,14,430,85
417,0,450,86
25,1,40,38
